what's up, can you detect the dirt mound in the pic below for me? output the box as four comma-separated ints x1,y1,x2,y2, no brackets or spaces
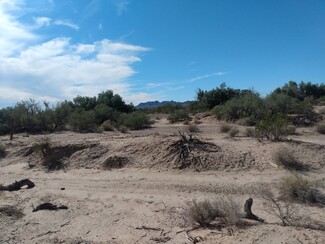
26,142,108,170
101,156,129,169
117,134,257,171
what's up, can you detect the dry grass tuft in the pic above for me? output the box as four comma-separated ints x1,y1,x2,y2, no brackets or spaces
244,128,256,137
188,196,242,227
316,123,325,134
118,125,128,133
220,123,232,133
228,127,239,137
279,174,325,205
187,123,199,133
272,147,307,171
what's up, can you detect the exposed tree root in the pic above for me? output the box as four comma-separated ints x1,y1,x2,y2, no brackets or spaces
167,131,220,171
32,203,68,212
0,179,35,191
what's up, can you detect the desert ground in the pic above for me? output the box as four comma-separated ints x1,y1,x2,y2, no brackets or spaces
1,113,325,244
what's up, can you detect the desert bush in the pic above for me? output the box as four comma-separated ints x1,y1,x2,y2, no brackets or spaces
168,110,189,123
189,200,220,226
121,112,153,130
272,147,306,171
220,123,232,133
100,120,114,131
236,117,254,126
0,143,6,158
188,196,242,227
118,125,128,133
255,114,290,141
316,123,325,134
228,127,239,137
187,123,199,132
244,128,256,137
279,174,325,205
32,137,51,157
69,110,98,132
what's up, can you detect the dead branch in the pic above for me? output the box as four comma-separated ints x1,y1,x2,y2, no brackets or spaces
130,225,163,231
32,203,68,212
0,179,35,191
167,131,220,171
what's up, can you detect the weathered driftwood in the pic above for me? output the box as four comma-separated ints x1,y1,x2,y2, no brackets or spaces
32,203,68,212
0,179,35,191
244,197,265,222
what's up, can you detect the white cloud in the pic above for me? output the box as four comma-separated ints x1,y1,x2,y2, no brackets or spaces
0,1,153,106
54,19,79,30
33,16,51,28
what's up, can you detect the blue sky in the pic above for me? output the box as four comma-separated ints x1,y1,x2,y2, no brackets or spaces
0,0,324,107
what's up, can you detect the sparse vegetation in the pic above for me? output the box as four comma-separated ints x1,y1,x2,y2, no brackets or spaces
120,111,153,130
219,123,232,133
279,174,325,205
167,110,189,123
316,123,325,134
272,147,306,171
100,120,114,131
255,114,290,141
228,127,239,137
244,128,255,137
187,123,199,132
118,125,128,133
188,196,242,227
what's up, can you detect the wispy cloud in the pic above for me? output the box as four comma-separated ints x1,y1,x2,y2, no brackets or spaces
33,16,51,28
0,0,154,106
187,72,227,83
114,0,130,16
54,19,79,30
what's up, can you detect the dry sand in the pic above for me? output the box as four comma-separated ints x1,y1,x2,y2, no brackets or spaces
1,115,325,243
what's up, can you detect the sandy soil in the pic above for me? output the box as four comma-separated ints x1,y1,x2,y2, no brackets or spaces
1,115,325,244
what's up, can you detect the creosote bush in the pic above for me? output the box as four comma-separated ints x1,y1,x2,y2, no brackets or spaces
316,123,325,134
279,174,325,205
255,114,290,141
168,110,189,123
121,111,153,130
100,120,114,131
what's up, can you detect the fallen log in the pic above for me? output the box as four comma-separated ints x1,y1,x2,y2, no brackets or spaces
243,197,265,222
32,203,68,212
0,179,35,191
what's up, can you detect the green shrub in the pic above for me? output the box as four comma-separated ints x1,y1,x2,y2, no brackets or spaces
316,123,325,134
69,110,98,132
228,127,239,137
120,112,153,130
279,174,325,205
255,114,290,141
220,123,232,133
168,110,189,123
100,120,114,131
0,143,6,158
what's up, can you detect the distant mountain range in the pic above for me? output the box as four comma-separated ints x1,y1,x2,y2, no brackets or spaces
136,100,192,109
